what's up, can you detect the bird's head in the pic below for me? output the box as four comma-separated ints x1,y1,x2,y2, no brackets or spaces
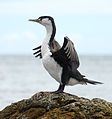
29,16,55,27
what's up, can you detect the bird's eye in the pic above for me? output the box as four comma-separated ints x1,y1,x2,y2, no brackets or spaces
38,18,41,21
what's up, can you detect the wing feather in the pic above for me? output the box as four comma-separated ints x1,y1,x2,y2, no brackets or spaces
62,36,80,69
33,45,42,59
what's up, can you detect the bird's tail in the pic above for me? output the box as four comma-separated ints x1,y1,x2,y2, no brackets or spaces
83,78,103,85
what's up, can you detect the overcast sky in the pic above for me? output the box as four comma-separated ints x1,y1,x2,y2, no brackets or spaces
0,0,112,55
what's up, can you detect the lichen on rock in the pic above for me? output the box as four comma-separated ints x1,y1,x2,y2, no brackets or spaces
0,92,112,119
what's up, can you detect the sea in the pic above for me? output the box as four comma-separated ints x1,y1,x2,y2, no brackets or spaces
0,55,112,110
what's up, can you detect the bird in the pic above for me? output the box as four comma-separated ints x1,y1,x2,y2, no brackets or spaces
29,16,102,93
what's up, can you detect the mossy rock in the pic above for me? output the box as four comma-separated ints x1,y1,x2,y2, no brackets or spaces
0,92,112,119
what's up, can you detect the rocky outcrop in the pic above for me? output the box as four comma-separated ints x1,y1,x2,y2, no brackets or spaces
0,92,112,119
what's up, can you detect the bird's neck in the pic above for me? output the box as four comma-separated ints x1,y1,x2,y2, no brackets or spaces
41,23,56,56
45,22,56,45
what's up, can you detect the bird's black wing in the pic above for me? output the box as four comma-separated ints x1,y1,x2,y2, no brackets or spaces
63,36,80,69
51,36,80,71
33,45,42,58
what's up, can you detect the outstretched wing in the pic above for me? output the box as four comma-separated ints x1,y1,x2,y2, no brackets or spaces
63,36,80,69
51,36,80,71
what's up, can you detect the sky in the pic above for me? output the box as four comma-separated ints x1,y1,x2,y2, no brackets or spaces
0,0,112,55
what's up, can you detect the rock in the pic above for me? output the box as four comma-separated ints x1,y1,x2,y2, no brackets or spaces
0,92,112,119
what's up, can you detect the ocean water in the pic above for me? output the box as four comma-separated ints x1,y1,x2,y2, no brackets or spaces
0,55,112,110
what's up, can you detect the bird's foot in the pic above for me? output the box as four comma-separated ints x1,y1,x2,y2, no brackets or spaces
52,84,65,94
52,90,63,94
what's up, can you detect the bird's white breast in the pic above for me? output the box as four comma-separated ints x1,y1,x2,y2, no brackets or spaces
42,53,62,84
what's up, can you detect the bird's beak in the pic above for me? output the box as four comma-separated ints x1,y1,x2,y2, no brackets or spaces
29,19,40,23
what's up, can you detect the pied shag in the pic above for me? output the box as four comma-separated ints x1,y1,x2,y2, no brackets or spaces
29,16,102,93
